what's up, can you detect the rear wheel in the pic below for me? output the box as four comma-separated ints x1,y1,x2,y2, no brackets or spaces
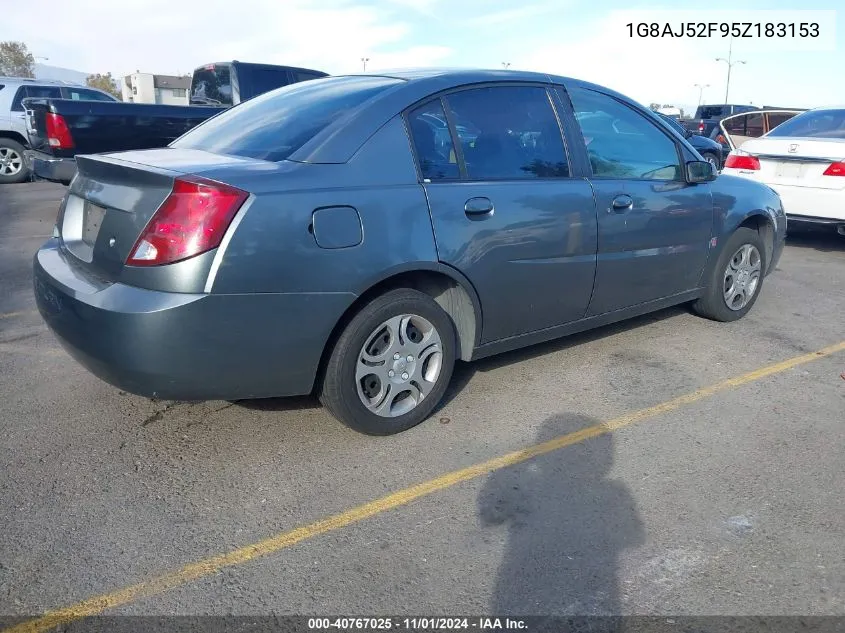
692,227,765,322
320,289,456,435
0,138,30,184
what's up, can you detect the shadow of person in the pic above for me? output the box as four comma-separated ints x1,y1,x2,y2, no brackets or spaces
478,414,645,631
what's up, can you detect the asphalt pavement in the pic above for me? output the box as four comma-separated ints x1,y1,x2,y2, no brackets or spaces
1,182,843,628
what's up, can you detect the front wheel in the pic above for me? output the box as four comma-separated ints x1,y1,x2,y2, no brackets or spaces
692,227,766,322
320,289,456,435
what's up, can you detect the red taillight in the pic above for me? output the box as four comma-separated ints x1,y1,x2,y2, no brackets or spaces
724,153,761,170
126,177,248,267
45,113,74,149
698,120,705,133
822,161,845,176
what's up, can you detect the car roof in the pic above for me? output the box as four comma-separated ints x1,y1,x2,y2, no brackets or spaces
0,76,88,86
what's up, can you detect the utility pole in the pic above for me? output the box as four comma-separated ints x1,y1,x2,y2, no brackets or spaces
694,83,709,107
361,57,369,72
715,36,745,103
502,62,511,69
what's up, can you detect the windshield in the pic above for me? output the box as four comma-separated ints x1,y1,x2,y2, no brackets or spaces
190,65,233,105
172,75,402,161
766,109,845,139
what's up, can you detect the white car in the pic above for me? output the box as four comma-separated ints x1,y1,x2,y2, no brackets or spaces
721,107,845,234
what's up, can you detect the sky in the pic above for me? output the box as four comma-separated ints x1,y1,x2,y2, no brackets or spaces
1,0,842,114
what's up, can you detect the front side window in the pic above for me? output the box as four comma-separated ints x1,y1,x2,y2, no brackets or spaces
568,87,681,181
407,100,459,181
443,86,569,180
173,75,401,161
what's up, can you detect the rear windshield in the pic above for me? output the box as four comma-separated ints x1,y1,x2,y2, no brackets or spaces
190,65,233,106
698,106,728,119
172,75,402,162
766,109,845,139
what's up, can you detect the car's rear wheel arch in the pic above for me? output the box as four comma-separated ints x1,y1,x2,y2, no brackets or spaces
315,266,481,394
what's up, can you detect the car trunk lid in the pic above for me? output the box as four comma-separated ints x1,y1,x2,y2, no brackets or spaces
739,137,845,190
60,149,261,280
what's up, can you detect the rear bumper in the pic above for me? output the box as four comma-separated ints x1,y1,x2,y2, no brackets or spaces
26,151,77,185
34,241,356,401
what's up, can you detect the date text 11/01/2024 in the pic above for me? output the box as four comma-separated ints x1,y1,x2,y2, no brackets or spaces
307,618,527,630
626,22,820,38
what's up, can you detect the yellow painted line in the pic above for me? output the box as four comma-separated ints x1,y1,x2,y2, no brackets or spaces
5,340,845,633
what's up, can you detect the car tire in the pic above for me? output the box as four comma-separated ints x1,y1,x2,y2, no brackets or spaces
0,138,30,184
692,227,766,322
701,151,720,171
320,288,456,435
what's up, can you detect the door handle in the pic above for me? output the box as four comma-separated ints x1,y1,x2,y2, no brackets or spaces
610,194,633,213
464,197,494,217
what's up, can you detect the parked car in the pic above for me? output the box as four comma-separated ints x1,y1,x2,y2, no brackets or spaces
685,103,759,140
685,104,803,154
656,112,723,168
717,109,805,152
23,61,328,185
33,70,786,436
721,106,845,234
0,77,117,184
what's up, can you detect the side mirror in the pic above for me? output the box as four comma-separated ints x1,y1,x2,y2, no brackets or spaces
686,160,717,183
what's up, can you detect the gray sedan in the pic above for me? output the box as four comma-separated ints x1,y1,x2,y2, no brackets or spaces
34,69,786,435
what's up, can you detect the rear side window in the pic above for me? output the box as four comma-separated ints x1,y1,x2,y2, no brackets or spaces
745,113,764,137
63,87,116,102
294,71,324,83
723,115,747,135
248,68,292,96
190,65,233,106
569,87,681,181
173,75,402,161
407,100,460,181
444,86,569,180
766,109,845,139
766,113,796,130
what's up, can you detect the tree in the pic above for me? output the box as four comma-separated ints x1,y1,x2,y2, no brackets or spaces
0,41,35,78
86,72,121,99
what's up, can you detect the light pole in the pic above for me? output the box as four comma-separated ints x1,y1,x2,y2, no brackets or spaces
694,83,709,107
502,62,511,69
361,57,369,72
715,36,745,103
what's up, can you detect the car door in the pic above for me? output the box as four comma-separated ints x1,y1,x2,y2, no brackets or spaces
406,84,598,344
560,85,713,316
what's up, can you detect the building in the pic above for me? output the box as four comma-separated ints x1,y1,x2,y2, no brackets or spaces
121,72,190,105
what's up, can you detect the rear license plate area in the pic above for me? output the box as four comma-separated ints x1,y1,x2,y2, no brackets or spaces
775,161,804,179
62,194,107,263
